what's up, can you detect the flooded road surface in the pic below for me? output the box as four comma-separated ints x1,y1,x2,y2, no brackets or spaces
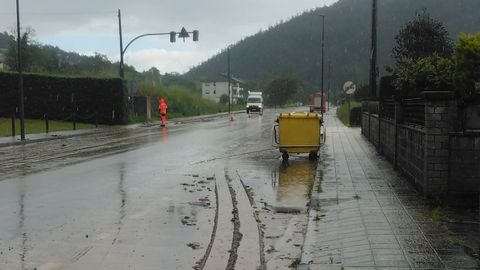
2,108,476,270
0,109,315,269
276,161,316,209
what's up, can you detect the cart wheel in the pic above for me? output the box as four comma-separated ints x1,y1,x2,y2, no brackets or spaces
308,152,318,161
282,152,289,162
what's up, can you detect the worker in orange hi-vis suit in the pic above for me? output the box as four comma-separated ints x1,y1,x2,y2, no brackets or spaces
158,98,169,127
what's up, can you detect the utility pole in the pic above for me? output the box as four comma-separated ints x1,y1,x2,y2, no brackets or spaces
16,0,25,141
327,61,331,111
118,9,124,79
227,47,231,115
369,0,378,99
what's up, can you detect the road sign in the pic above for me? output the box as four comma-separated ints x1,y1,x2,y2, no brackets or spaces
343,81,356,95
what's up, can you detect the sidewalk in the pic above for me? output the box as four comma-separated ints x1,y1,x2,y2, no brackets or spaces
299,112,478,269
0,110,244,147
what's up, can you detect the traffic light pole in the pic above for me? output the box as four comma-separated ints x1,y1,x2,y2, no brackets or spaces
16,0,25,141
117,9,198,79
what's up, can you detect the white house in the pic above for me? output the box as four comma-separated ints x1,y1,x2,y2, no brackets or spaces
0,48,7,71
202,76,244,104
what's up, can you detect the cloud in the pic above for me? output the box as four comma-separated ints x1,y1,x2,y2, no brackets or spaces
119,48,217,74
1,0,339,73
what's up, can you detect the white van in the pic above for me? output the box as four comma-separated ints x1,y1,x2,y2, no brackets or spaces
246,91,263,115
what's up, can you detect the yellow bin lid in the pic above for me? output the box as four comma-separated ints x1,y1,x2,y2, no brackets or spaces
278,112,321,119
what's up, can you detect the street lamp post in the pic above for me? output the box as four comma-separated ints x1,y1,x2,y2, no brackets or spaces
16,0,25,141
370,0,378,99
318,14,326,113
118,9,199,79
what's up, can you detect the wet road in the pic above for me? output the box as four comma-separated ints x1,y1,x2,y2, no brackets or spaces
0,109,316,269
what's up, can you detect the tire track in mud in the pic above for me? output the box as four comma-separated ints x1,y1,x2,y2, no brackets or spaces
236,171,266,270
190,148,276,165
194,182,219,270
225,172,242,270
201,169,234,270
199,168,264,270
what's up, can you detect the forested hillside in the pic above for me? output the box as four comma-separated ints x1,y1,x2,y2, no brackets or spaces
0,31,136,78
0,32,12,49
187,0,480,91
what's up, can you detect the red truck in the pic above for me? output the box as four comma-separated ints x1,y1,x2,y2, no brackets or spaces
309,92,326,113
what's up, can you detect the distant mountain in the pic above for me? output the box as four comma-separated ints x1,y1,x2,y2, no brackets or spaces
187,0,480,92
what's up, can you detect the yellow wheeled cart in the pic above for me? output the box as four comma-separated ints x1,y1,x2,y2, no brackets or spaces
273,112,326,161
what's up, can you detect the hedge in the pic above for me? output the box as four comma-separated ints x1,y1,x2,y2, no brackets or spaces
379,75,394,99
0,72,127,125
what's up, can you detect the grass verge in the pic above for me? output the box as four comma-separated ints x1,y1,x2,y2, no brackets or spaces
0,118,95,137
427,206,445,222
336,101,361,127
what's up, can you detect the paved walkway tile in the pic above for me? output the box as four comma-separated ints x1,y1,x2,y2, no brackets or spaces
300,112,479,269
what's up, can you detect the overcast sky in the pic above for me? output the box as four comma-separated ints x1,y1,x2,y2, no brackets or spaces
1,0,338,74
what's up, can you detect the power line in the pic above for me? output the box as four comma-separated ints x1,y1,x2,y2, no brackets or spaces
0,11,114,16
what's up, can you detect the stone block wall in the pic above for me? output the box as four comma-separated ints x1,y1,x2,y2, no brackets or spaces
370,114,379,148
361,92,480,204
379,118,395,163
397,125,426,192
362,113,370,138
424,93,456,198
449,134,480,201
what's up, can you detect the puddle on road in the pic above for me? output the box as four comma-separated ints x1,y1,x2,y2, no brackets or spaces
272,159,317,209
161,127,168,142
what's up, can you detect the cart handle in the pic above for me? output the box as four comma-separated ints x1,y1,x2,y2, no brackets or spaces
272,125,280,146
279,144,322,148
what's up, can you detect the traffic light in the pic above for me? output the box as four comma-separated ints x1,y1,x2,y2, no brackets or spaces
170,31,176,43
193,30,199,42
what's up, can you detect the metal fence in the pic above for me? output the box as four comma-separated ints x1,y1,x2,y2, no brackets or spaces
402,98,425,126
380,98,395,120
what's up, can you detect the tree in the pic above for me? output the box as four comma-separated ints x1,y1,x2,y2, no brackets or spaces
5,28,35,71
0,32,14,49
143,67,162,86
264,77,301,106
392,10,453,64
219,94,229,104
454,33,480,99
393,54,455,97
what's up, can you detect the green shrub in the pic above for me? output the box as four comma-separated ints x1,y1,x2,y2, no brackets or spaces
336,101,361,126
138,82,232,118
393,54,455,97
219,94,229,104
454,33,480,99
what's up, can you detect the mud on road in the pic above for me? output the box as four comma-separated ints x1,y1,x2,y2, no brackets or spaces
0,110,318,270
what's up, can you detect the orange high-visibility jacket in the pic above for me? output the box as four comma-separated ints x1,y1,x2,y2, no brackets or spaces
159,99,168,114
